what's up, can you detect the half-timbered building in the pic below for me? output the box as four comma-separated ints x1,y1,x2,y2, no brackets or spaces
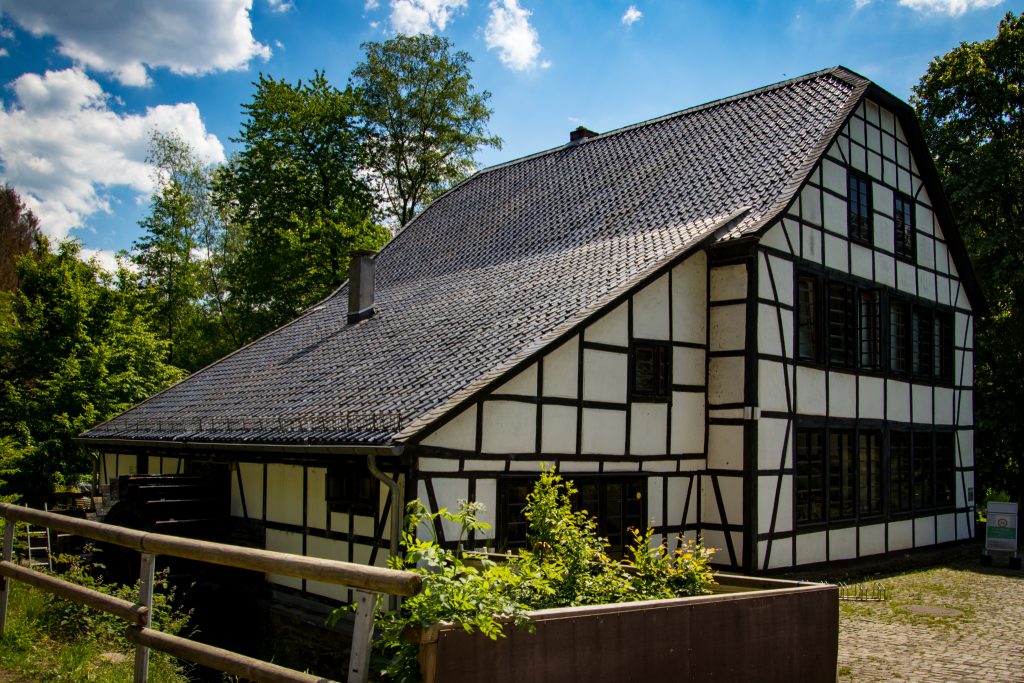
80,67,982,601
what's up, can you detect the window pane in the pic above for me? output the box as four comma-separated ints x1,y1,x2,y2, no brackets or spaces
798,276,820,361
859,290,881,369
913,433,935,510
632,343,669,398
828,282,854,367
848,173,872,242
890,431,912,514
796,430,825,525
912,308,934,378
890,299,908,374
829,431,855,521
935,312,954,382
894,195,915,259
935,433,956,509
858,432,883,516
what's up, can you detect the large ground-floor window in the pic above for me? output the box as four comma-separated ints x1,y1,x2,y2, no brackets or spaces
498,475,646,556
795,423,957,528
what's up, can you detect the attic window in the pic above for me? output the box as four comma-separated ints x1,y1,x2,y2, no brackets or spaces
325,463,378,515
630,341,671,401
847,171,872,244
894,194,916,261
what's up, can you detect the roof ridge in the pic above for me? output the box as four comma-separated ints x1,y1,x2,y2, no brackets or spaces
475,66,859,178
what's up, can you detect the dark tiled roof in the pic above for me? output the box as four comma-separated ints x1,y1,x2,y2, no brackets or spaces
82,68,867,447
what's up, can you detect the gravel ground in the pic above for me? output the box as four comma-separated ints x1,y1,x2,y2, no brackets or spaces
791,543,1024,682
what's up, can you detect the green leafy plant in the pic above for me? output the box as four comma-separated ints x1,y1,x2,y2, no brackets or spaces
358,467,716,682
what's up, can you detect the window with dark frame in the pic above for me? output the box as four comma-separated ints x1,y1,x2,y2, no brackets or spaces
935,311,954,383
828,281,855,367
912,307,934,379
631,341,670,400
889,299,910,375
497,476,645,557
889,431,913,514
797,275,822,362
894,194,916,260
934,433,956,509
913,432,935,510
795,430,826,525
858,431,883,517
325,463,378,515
859,290,881,370
847,171,872,243
829,430,856,522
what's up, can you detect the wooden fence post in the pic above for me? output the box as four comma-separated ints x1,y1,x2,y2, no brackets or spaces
0,518,14,635
134,552,156,683
347,590,376,683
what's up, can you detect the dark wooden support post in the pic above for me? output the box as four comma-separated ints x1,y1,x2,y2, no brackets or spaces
134,552,156,683
0,519,13,634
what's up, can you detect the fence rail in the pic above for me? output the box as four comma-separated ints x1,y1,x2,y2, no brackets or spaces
0,502,420,683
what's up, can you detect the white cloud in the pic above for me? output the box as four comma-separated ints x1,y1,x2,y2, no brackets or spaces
485,0,548,71
0,48,7,57
266,0,294,12
854,0,873,7
2,0,271,86
897,0,1003,14
365,0,380,9
0,69,225,242
621,5,643,26
80,247,122,274
389,0,467,34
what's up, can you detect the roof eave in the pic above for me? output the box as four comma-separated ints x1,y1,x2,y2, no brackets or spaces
73,435,403,458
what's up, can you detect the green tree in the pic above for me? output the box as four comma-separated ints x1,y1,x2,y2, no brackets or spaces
131,131,239,370
0,184,41,292
913,11,1024,502
352,34,501,228
0,238,185,503
215,72,388,340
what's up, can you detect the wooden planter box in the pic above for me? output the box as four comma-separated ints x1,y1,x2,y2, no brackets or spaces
413,575,838,683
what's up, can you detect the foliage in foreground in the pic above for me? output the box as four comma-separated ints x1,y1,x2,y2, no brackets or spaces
366,468,716,682
0,552,190,682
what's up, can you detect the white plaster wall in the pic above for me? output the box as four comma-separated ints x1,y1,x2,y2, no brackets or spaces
582,349,628,403
937,513,956,544
708,356,744,405
762,537,794,570
431,478,470,541
495,364,538,396
475,479,497,542
540,404,576,454
914,517,936,547
581,408,625,455
265,463,304,527
796,532,826,565
630,403,667,455
828,372,857,419
710,304,745,352
647,477,664,527
857,376,885,420
859,524,886,557
912,385,932,423
758,360,792,413
481,401,536,454
672,346,704,386
305,536,349,601
756,301,788,356
707,424,743,470
665,476,692,528
672,253,707,344
670,392,704,454
543,336,579,399
633,274,670,340
586,302,628,346
306,467,326,529
421,405,477,451
886,380,911,423
265,529,303,589
758,475,792,535
757,417,791,470
709,264,746,302
829,527,857,561
796,367,826,416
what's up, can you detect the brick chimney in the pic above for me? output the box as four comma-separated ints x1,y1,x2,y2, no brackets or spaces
347,251,376,324
569,126,598,143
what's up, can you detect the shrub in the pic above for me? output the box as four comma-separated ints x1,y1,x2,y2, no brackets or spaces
362,467,716,682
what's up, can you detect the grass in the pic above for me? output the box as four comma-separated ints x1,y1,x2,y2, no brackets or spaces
0,580,189,683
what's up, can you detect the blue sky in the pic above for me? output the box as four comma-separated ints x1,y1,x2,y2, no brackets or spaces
0,0,1011,268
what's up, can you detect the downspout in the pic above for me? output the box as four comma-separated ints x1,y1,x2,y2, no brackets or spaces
367,453,403,610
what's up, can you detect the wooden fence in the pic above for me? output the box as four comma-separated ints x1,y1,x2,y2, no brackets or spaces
0,502,422,683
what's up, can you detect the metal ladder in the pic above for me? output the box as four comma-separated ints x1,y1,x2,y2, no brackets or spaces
24,504,52,571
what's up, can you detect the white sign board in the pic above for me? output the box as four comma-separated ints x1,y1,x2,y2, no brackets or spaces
986,501,1019,553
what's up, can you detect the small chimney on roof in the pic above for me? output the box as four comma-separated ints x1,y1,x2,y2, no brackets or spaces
347,250,376,324
569,126,598,143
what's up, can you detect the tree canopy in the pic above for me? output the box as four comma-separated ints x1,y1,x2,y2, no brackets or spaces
215,71,389,341
913,11,1024,502
0,185,41,292
0,238,185,503
352,34,501,228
